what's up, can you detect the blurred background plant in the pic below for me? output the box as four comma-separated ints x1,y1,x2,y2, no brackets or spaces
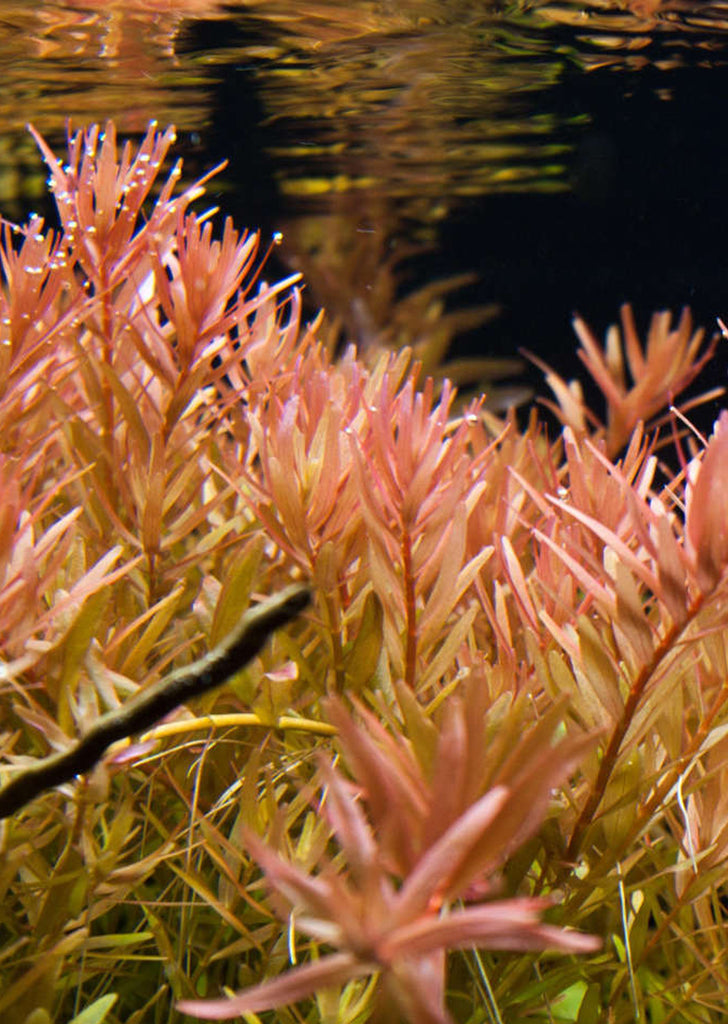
1,122,728,1024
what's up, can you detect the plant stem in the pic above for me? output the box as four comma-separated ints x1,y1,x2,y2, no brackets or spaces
566,593,705,863
402,527,417,689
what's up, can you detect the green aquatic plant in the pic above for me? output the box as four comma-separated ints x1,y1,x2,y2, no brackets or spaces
0,585,310,821
0,120,728,1024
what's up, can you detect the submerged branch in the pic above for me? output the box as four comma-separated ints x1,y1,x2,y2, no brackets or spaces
0,584,310,820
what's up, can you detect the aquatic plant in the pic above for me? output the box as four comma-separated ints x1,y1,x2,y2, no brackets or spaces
0,120,727,1024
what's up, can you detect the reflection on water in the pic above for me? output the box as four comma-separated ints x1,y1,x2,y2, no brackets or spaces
0,1,225,135
533,0,728,70
275,195,529,408
0,0,726,396
0,0,230,212
1,0,726,203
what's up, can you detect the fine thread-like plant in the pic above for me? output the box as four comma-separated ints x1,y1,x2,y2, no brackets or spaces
1,121,728,1024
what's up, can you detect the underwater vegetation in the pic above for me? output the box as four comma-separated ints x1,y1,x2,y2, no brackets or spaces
1,121,728,1024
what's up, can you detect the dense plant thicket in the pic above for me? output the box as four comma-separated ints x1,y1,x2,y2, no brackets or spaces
1,122,727,1024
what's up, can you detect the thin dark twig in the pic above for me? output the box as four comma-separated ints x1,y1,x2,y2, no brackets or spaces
0,584,310,820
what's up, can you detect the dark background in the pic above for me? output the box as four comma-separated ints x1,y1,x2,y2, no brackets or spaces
198,33,728,422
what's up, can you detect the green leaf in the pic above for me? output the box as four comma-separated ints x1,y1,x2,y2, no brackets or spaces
394,679,438,779
576,982,602,1024
81,932,153,950
64,994,118,1024
553,979,587,1021
21,1011,51,1024
118,581,186,677
210,534,266,646
57,587,111,731
601,748,641,848
418,603,478,693
575,616,624,729
344,590,384,694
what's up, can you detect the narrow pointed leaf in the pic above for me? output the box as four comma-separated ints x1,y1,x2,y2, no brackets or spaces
177,953,369,1019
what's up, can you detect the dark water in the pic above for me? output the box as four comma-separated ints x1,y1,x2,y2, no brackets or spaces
2,0,728,411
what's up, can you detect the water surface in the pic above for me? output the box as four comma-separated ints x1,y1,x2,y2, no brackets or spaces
1,0,726,403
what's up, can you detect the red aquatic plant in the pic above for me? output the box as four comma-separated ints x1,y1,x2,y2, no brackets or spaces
2,120,728,1024
531,302,720,457
178,695,599,1024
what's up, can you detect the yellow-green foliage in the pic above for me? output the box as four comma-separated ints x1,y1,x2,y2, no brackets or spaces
1,122,727,1024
